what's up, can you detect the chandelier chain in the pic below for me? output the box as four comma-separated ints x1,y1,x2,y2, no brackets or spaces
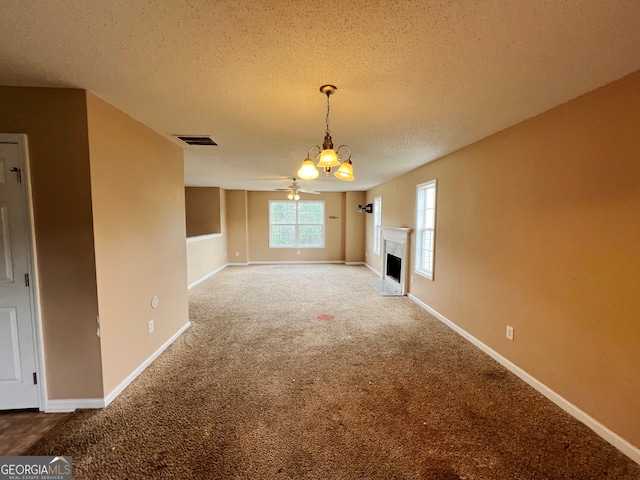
325,93,331,136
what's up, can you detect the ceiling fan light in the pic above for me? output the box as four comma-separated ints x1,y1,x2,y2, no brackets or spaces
334,159,354,181
317,148,340,169
294,193,300,201
287,191,294,200
298,158,319,180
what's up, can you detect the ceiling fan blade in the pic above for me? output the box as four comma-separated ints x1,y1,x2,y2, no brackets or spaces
274,178,317,195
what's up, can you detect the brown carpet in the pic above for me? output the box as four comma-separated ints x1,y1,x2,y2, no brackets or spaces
27,265,640,479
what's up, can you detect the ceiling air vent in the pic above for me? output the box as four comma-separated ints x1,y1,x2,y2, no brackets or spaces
174,135,218,146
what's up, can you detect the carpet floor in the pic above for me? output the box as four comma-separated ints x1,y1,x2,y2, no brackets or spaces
27,265,640,479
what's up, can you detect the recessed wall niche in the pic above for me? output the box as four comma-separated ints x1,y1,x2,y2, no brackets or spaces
185,187,221,237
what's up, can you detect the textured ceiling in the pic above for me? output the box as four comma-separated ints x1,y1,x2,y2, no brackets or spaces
1,1,640,192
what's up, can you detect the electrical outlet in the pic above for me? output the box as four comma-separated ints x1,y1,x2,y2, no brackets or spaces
506,325,514,341
148,319,154,334
235,251,239,257
297,250,301,255
411,275,414,284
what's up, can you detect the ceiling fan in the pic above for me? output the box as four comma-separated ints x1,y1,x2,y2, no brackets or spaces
276,178,319,200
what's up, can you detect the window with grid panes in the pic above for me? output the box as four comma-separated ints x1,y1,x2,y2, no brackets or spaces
415,180,436,279
269,200,325,248
373,196,382,255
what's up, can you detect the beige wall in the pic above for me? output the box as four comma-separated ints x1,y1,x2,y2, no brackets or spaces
226,190,249,263
247,191,345,262
365,184,415,274
344,191,366,263
366,70,640,449
186,189,364,281
185,187,221,237
0,87,104,399
86,93,189,395
186,189,228,286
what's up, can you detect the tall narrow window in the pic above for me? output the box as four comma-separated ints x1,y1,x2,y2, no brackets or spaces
269,200,325,248
415,180,437,279
373,196,382,255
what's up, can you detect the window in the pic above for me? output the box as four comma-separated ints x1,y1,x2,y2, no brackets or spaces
269,200,325,248
415,180,437,279
373,196,382,255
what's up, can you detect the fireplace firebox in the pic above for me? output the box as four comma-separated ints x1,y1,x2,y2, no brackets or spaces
386,254,401,283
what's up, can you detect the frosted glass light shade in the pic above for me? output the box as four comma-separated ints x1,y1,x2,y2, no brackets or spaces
297,158,319,180
334,159,354,181
317,149,340,168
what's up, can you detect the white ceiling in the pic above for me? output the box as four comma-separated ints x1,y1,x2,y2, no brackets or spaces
1,1,640,192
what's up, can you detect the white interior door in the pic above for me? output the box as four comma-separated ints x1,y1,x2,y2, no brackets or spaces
0,138,40,409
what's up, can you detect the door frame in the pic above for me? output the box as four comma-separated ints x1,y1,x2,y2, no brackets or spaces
0,133,46,410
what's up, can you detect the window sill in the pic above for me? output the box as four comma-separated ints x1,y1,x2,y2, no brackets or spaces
414,269,434,281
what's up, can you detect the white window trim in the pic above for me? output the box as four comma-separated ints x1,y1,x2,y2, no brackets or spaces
268,200,325,248
414,179,437,280
373,196,382,255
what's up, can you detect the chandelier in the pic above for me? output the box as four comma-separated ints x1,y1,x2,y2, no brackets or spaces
297,85,354,181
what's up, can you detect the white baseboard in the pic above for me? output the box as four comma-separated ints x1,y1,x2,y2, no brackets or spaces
102,321,191,407
248,260,344,265
407,294,640,465
43,321,192,412
211,261,367,268
365,262,381,276
45,398,105,412
188,264,228,289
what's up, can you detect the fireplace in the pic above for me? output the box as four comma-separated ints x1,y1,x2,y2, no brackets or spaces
386,254,401,283
381,227,411,295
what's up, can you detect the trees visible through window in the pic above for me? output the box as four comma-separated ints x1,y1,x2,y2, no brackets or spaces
415,180,437,279
269,200,325,248
373,196,382,255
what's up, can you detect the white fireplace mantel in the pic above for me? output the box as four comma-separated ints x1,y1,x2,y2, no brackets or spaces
381,227,411,295
382,227,411,243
